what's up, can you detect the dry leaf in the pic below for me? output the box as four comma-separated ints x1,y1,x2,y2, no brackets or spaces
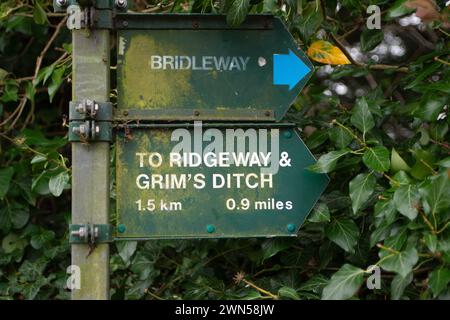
405,0,440,22
307,40,351,65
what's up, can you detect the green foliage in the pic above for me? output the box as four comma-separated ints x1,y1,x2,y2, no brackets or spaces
0,0,449,300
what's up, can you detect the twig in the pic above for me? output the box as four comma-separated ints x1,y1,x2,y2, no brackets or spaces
33,16,68,83
330,33,409,73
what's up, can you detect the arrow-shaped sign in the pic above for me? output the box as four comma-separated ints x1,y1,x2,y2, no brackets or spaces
115,126,329,239
117,15,315,122
273,49,312,90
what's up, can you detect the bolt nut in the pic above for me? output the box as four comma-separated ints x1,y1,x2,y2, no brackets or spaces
73,124,87,135
56,0,68,7
115,0,127,9
71,227,86,238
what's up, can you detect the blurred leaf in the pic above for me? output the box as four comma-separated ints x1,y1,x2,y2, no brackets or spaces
226,0,250,27
308,203,330,223
329,126,353,149
419,173,450,217
351,97,375,136
0,167,14,200
394,184,420,220
48,171,69,197
325,218,359,253
360,29,384,52
31,230,55,250
391,148,411,172
349,173,376,214
391,272,413,300
322,264,365,300
278,286,300,300
428,267,450,297
379,247,418,278
294,2,323,43
33,1,48,25
363,146,390,172
116,241,138,264
308,149,350,173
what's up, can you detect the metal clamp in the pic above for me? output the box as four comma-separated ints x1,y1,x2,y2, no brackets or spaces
70,223,113,244
69,100,112,121
69,120,112,142
68,100,112,142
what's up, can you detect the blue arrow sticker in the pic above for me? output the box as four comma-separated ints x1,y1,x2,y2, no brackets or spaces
273,49,312,90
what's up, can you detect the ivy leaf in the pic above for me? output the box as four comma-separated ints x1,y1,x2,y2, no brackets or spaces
322,264,365,300
360,29,384,52
351,97,375,136
11,205,29,229
308,149,350,173
379,247,418,278
329,126,353,149
31,230,55,249
428,267,450,298
308,203,330,223
391,272,413,300
130,252,157,281
0,167,14,200
363,146,390,172
31,154,47,164
325,218,359,253
391,148,411,172
261,239,292,262
393,184,420,220
226,0,250,27
278,287,300,300
419,173,450,217
307,40,351,65
294,2,323,43
48,171,69,197
388,0,415,18
33,1,48,25
48,66,65,103
349,173,376,214
116,241,138,264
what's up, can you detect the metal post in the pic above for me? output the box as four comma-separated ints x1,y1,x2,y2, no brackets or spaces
71,29,110,300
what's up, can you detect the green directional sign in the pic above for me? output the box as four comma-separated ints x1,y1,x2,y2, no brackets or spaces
115,124,328,239
116,15,313,122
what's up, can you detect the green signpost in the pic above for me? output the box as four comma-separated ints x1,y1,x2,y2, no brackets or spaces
116,15,313,122
115,125,328,239
56,0,328,300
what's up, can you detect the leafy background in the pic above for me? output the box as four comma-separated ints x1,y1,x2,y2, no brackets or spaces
0,0,449,300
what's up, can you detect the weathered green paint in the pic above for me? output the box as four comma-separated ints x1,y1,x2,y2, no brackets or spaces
116,16,313,121
71,29,110,300
115,126,328,239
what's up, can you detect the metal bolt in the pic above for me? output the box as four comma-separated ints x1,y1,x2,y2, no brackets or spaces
283,130,292,139
71,227,86,238
287,224,296,233
95,125,100,135
117,224,126,233
73,124,87,135
206,224,215,233
75,103,85,114
122,20,129,27
123,110,129,116
265,111,272,117
192,21,199,28
258,57,267,67
194,110,200,116
56,0,68,7
115,0,127,8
